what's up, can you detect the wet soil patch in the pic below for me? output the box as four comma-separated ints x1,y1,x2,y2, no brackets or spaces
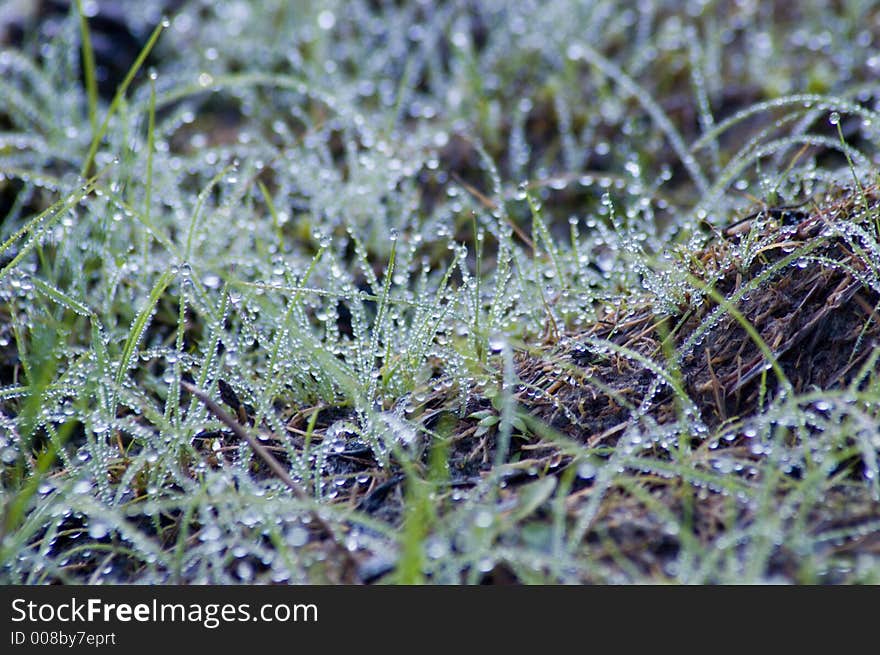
514,189,880,441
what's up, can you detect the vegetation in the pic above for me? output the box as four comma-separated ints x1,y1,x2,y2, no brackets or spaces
1,1,879,584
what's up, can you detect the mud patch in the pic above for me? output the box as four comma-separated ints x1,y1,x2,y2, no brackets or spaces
514,189,880,441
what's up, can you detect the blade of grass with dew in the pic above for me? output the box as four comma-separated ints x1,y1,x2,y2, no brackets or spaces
525,189,565,287
256,245,326,425
391,414,452,584
0,173,103,281
570,41,708,194
143,71,157,260
700,134,871,212
30,277,93,318
399,249,463,382
164,274,189,429
0,325,72,545
832,111,878,236
691,94,880,153
81,18,167,177
369,232,397,403
185,162,237,260
74,0,98,135
257,180,285,249
184,285,231,422
110,270,174,414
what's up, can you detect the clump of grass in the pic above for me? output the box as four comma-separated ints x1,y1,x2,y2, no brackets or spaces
1,1,880,584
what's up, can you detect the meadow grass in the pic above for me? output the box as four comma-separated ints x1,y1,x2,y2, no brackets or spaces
1,1,879,583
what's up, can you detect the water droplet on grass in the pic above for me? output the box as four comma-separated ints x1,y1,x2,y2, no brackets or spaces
88,521,109,539
286,526,309,547
426,538,449,559
488,333,506,352
200,525,221,542
576,461,597,479
0,447,17,464
317,10,336,30
474,510,493,528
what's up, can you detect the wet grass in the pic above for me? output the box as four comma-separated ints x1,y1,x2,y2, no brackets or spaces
1,1,880,584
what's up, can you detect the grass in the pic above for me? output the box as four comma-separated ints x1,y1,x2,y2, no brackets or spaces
0,0,879,584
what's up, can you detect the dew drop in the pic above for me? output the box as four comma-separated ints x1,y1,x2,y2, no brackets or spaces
286,526,309,547
200,525,221,542
576,461,597,479
425,537,449,559
88,521,109,539
474,510,493,528
488,333,506,352
317,10,336,30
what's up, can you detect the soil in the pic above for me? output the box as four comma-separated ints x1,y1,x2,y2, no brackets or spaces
512,188,880,443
